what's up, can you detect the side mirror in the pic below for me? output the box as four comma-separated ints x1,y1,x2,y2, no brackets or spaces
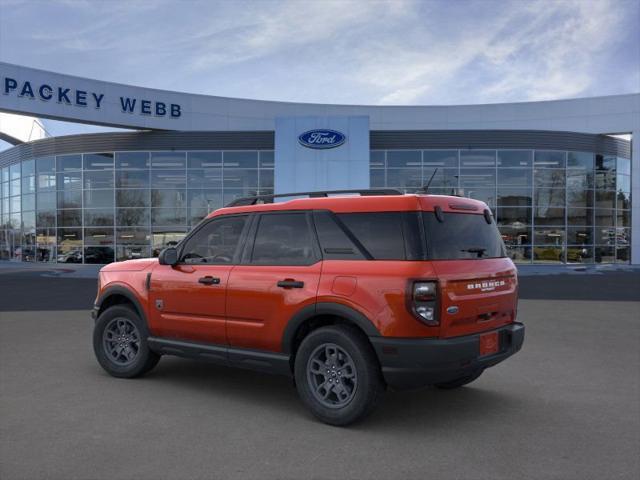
158,247,178,266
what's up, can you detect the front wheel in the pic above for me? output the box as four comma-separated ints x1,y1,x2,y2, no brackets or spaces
93,305,160,378
294,325,384,426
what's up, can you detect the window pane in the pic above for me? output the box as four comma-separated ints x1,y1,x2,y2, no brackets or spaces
116,245,151,262
498,151,532,168
534,206,565,225
422,168,458,189
567,151,593,169
116,152,149,169
596,155,616,172
116,170,149,188
188,168,222,188
84,170,114,189
616,174,630,194
595,209,614,226
616,157,630,176
116,227,150,245
534,187,565,208
84,190,114,209
567,227,593,244
117,208,150,227
36,157,55,173
188,190,222,211
616,210,631,228
223,169,258,188
187,151,222,169
57,154,82,171
84,208,114,226
224,151,258,169
534,169,565,187
152,228,187,255
505,246,531,263
534,151,565,168
387,151,421,168
595,246,615,264
57,190,82,209
497,207,531,225
259,170,274,189
57,209,82,227
181,216,247,264
151,208,187,226
615,246,629,264
57,171,82,190
567,208,593,226
38,191,58,210
151,170,186,189
499,225,531,246
460,150,495,167
567,246,593,264
338,212,406,260
313,211,365,260
567,169,593,189
84,247,114,264
534,227,565,245
595,191,616,209
22,193,35,211
386,169,421,189
370,151,385,168
566,188,593,208
36,210,56,228
497,188,531,207
117,189,150,208
85,228,114,245
458,168,495,188
532,246,564,263
259,151,274,168
595,227,615,244
83,153,114,170
150,152,186,169
21,159,35,176
498,169,531,186
37,173,56,191
10,179,20,196
460,188,496,207
370,169,385,187
22,175,36,194
252,213,314,265
151,189,186,208
423,150,458,168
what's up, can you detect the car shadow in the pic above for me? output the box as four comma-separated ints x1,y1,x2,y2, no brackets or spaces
128,356,524,431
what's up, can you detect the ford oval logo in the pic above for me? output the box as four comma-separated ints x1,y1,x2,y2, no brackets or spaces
298,129,346,149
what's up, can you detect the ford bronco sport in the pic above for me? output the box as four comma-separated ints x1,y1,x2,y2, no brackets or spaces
92,189,524,426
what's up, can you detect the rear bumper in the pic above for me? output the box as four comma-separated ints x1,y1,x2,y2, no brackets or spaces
370,323,525,390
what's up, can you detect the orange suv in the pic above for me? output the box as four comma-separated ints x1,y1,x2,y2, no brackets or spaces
92,189,524,425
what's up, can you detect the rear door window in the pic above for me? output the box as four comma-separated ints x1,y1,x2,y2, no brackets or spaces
251,213,318,265
423,212,506,260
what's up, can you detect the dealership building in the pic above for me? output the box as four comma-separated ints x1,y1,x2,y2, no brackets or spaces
0,62,638,265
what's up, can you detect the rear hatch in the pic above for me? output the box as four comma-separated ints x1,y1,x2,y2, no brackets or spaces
422,210,518,338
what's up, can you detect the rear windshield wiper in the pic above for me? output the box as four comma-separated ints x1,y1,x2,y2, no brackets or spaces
460,247,487,258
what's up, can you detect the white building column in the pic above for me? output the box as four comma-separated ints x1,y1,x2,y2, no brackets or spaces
631,129,639,265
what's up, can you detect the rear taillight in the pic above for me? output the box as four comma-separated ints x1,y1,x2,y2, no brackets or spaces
410,281,439,326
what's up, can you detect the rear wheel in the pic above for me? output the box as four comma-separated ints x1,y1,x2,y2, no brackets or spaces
93,305,160,378
435,369,483,389
294,325,384,426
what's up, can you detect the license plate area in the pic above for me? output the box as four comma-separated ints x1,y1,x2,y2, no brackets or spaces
479,331,499,356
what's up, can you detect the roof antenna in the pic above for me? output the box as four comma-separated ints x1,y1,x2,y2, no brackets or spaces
419,168,439,194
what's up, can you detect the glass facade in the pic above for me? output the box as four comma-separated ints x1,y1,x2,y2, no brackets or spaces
0,151,274,263
0,147,632,265
370,149,632,264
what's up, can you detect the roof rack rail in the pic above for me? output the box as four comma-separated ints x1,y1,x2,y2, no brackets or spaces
225,188,404,207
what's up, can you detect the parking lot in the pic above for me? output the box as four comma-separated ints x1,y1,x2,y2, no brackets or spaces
1,268,639,480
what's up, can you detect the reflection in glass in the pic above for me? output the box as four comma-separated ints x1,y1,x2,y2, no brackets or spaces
117,189,150,208
150,152,186,169
386,151,421,168
223,151,258,168
57,155,82,171
460,151,495,167
497,188,532,207
83,153,114,170
458,168,495,187
534,151,565,168
116,152,149,169
498,151,532,168
423,150,458,168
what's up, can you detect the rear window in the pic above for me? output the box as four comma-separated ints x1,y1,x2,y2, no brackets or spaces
423,212,506,260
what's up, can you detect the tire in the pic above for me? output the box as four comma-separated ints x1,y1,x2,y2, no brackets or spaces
294,325,384,426
435,369,483,390
93,304,160,378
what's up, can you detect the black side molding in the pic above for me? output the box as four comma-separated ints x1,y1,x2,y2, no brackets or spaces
147,337,292,377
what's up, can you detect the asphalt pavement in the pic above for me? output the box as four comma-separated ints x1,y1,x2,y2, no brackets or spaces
0,269,639,479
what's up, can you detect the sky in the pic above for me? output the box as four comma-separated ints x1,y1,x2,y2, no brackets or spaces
0,0,639,142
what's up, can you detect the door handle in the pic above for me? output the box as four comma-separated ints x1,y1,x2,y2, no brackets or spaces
198,276,221,285
277,279,304,289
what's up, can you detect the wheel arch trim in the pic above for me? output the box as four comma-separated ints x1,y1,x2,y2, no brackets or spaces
95,285,148,325
282,302,380,354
